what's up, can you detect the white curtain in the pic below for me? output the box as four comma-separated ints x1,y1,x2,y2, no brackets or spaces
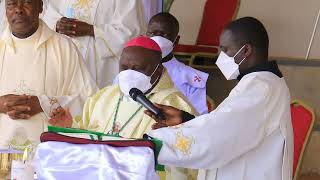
41,0,162,22
142,0,163,23
0,0,163,35
0,5,5,33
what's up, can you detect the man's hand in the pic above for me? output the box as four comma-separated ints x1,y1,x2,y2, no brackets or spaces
7,96,43,120
48,107,73,128
0,94,28,113
56,17,94,37
0,95,43,119
144,104,183,129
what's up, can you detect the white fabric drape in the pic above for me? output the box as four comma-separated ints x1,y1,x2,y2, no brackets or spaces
142,0,163,23
35,141,160,180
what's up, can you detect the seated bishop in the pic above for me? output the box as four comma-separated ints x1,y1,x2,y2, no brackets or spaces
50,36,198,180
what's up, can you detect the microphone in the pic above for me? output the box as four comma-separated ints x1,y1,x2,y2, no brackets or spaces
129,88,165,120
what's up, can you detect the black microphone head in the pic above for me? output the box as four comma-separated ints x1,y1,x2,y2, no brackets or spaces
129,88,143,101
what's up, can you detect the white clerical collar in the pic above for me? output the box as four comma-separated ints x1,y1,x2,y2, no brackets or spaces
1,20,55,53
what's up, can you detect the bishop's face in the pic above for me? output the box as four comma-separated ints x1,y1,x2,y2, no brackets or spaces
5,0,43,38
119,46,163,85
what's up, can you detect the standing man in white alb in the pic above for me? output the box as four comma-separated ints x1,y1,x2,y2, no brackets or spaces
41,0,146,87
146,17,293,180
147,12,209,115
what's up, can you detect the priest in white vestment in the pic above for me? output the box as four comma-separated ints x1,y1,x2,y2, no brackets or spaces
0,0,98,153
146,17,294,180
41,0,146,87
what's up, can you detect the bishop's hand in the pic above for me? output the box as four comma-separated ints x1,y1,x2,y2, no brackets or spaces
49,106,73,128
144,104,184,129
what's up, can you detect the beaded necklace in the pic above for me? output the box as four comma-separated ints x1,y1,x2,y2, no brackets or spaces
109,94,154,136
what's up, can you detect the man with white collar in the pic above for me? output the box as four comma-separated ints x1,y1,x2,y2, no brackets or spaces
0,0,97,154
147,12,209,115
146,17,293,180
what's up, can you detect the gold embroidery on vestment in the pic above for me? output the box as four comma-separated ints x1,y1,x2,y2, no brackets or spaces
173,131,194,156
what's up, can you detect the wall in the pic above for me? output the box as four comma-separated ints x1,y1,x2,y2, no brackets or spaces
237,0,320,59
171,0,320,59
170,0,207,45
